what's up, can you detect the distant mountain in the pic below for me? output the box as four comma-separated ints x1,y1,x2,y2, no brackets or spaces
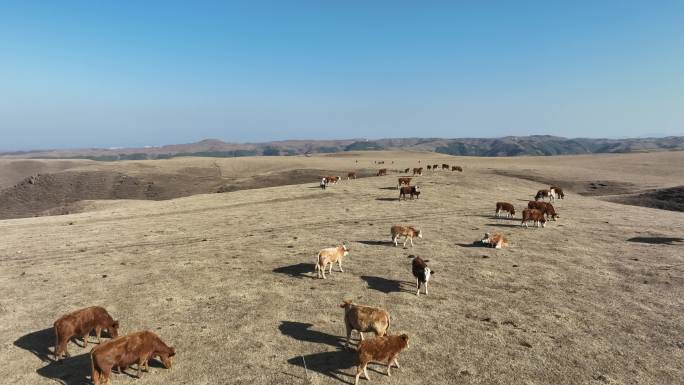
1,135,683,160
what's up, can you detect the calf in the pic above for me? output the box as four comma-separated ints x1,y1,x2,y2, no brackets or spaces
315,244,349,279
451,166,463,172
399,185,420,200
495,202,515,218
91,330,175,385
355,334,409,385
403,168,410,173
481,232,508,249
535,189,554,202
528,201,559,220
397,177,412,189
410,255,434,296
550,186,565,199
340,300,391,348
412,167,423,176
53,306,119,361
521,208,547,228
441,164,449,170
347,172,357,180
377,168,387,176
426,165,432,171
391,225,422,247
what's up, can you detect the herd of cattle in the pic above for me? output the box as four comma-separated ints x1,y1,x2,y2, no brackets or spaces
40,160,565,385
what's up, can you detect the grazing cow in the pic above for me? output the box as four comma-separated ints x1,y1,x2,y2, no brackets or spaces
315,244,350,279
347,172,357,180
495,202,516,218
441,164,449,170
452,166,463,172
535,189,554,202
432,164,439,170
528,201,559,220
399,186,420,200
54,306,119,361
391,225,422,247
426,165,432,171
481,232,508,249
412,167,423,176
326,176,340,184
377,168,387,176
550,186,565,200
355,334,409,385
404,168,410,173
397,177,412,189
340,300,391,348
91,330,175,385
410,255,434,296
521,208,547,228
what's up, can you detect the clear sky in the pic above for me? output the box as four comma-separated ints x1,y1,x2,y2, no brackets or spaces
1,1,682,150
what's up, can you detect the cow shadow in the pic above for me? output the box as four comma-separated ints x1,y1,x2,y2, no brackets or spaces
376,197,398,202
456,242,487,248
485,223,520,228
379,187,398,190
36,353,91,385
279,321,343,348
356,240,395,247
360,276,412,294
273,263,315,279
627,237,684,245
14,327,55,363
287,349,356,384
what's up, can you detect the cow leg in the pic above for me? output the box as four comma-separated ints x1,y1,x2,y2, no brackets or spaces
393,358,400,368
95,327,102,343
364,365,371,380
359,332,365,341
409,237,414,247
416,277,419,289
393,236,398,246
402,237,408,247
387,355,397,376
82,332,89,348
345,324,352,348
425,281,429,296
327,263,333,276
416,283,420,296
338,259,343,272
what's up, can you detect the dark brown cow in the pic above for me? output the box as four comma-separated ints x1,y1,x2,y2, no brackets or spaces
91,330,175,385
347,172,357,180
377,168,387,176
397,177,412,189
399,186,420,200
528,201,558,220
452,166,463,172
521,208,547,228
432,164,438,170
54,306,119,361
412,167,423,176
495,202,515,218
355,334,409,385
441,164,449,170
535,189,553,202
550,186,565,199
404,168,410,173
410,255,434,296
426,165,432,171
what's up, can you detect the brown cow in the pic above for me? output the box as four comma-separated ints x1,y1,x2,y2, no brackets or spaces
340,300,391,348
91,330,175,385
481,232,508,249
495,202,515,218
432,164,438,170
397,177,412,189
521,208,547,228
54,306,119,361
347,172,357,180
528,201,559,220
355,334,409,385
441,164,449,170
452,166,463,172
391,225,422,247
399,186,420,200
403,168,410,173
550,186,565,199
426,165,432,171
377,168,387,176
412,167,423,176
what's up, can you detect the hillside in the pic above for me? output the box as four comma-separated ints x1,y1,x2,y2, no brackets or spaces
2,136,683,160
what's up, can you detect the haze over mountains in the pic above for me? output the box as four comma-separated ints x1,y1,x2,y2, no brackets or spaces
2,135,683,160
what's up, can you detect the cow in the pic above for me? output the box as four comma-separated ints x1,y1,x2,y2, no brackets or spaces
326,176,340,184
347,172,357,180
481,232,508,249
354,334,409,385
521,208,547,228
315,244,350,279
320,178,327,190
495,202,515,218
550,186,565,200
403,168,410,173
452,166,463,172
391,225,422,247
528,201,559,221
535,189,554,202
441,164,449,170
91,330,175,385
432,164,438,170
399,186,420,200
340,300,391,348
426,165,432,171
410,255,434,296
377,168,387,176
397,177,412,189
412,167,423,176
53,306,119,361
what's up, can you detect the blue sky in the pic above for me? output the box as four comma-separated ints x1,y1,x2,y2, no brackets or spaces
1,1,682,150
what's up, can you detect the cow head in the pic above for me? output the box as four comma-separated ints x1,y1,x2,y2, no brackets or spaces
400,334,410,349
339,300,353,310
481,233,492,244
109,320,120,338
510,207,516,215
158,347,175,368
416,229,423,239
342,243,350,255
